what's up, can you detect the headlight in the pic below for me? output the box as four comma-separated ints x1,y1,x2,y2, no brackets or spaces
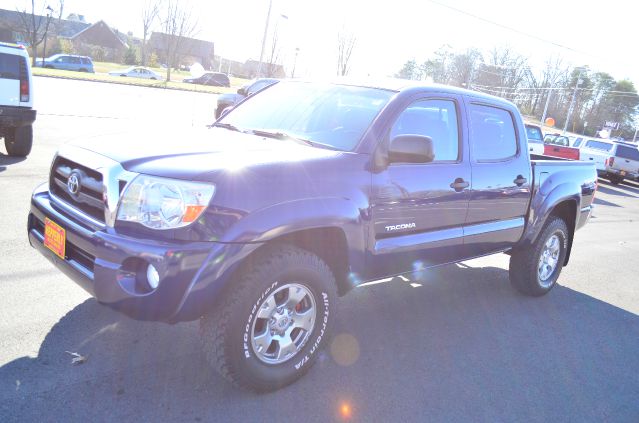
116,175,215,230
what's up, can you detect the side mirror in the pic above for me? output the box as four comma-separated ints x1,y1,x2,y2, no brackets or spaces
237,87,248,96
388,135,434,164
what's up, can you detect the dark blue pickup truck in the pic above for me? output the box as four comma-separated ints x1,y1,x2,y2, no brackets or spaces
28,80,597,391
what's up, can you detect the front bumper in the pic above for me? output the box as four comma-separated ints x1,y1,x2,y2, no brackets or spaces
0,105,36,128
28,184,229,322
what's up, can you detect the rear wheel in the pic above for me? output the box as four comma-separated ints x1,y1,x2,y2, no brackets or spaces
509,217,568,296
4,125,33,157
200,244,336,391
608,174,623,185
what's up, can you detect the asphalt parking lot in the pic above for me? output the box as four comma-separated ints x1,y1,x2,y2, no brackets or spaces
1,77,638,422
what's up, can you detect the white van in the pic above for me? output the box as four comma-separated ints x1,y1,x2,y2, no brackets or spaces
0,42,36,156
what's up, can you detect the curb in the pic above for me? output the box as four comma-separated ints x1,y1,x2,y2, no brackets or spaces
32,73,222,95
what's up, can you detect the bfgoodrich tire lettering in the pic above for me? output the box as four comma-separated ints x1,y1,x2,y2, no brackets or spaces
509,216,569,296
200,244,336,392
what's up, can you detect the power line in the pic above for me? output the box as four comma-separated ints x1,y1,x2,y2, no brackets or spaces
470,82,639,96
426,0,600,59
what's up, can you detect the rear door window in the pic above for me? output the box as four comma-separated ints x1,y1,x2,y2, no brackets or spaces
0,53,20,80
469,104,518,161
616,145,639,161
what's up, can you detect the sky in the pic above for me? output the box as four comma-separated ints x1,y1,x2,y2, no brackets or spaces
3,0,639,85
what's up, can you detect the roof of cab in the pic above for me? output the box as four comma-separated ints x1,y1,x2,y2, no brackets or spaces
289,77,516,108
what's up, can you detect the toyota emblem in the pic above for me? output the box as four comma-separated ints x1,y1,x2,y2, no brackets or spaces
67,173,80,195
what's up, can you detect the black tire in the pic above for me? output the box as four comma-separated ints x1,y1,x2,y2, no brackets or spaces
44,65,54,69
608,175,623,185
79,68,88,72
509,216,569,296
200,244,337,392
4,125,33,157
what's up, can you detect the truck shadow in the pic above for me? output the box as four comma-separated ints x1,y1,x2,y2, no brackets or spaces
593,197,622,208
598,179,639,197
1,264,637,422
0,153,26,173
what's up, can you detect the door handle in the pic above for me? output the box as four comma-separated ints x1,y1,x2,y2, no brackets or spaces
450,178,469,192
553,147,560,152
514,175,527,186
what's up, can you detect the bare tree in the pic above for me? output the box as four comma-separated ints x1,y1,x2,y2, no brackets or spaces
161,0,198,81
336,28,356,76
15,0,54,66
141,0,161,66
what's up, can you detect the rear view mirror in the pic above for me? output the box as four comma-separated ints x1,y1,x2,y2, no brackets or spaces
237,87,248,96
389,135,434,163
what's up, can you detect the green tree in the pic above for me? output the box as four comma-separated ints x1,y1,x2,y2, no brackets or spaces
124,46,138,65
395,59,419,80
421,45,454,84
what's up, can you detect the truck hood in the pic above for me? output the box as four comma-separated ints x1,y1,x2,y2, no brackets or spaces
69,126,342,181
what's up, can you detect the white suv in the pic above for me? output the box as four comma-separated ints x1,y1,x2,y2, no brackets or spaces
0,42,36,156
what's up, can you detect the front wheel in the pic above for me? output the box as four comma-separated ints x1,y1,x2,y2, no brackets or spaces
509,217,569,296
200,244,337,391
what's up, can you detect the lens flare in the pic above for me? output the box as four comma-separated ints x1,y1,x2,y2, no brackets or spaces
339,402,353,419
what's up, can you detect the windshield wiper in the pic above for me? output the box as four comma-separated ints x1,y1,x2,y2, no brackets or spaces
250,129,341,151
211,122,243,132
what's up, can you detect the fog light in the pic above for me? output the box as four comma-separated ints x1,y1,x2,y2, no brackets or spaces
146,264,160,290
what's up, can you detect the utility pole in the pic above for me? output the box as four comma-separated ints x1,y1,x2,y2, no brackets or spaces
633,127,638,142
291,47,299,78
563,68,584,134
256,0,273,78
41,5,54,67
540,88,553,125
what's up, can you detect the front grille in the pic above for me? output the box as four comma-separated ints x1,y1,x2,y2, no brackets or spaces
50,156,105,222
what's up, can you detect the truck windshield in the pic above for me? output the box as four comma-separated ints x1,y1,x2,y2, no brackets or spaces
525,125,543,143
218,81,394,151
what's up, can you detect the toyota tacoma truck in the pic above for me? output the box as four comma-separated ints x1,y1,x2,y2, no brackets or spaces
28,80,597,391
0,42,36,156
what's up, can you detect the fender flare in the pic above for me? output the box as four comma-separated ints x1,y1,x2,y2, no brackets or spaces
520,181,580,263
170,197,367,321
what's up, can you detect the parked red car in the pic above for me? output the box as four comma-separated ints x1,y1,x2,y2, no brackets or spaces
543,134,580,160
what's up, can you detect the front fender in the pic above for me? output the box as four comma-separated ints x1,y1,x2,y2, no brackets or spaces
171,197,368,322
